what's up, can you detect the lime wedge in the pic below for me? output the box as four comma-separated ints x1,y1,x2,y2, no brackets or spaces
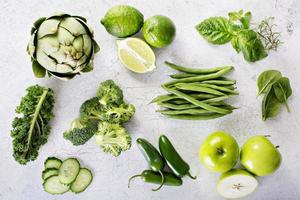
117,38,156,73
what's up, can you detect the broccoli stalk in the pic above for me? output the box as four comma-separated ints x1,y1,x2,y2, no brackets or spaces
95,122,131,156
63,118,98,146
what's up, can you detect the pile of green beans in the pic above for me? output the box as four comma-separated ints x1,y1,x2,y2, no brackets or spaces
151,61,238,120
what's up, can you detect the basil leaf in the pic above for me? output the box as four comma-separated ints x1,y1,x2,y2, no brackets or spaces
257,70,282,96
195,17,233,44
273,77,292,112
231,36,240,53
237,30,267,62
240,12,251,29
262,87,281,121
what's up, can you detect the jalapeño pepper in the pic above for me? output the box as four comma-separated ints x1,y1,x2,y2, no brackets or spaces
128,170,182,188
159,135,196,179
136,138,165,191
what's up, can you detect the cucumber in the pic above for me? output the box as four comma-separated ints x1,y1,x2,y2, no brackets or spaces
42,168,59,180
58,158,80,184
70,168,93,193
43,175,70,195
44,157,62,170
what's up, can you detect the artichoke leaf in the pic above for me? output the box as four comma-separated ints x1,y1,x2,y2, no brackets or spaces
36,48,57,72
73,36,84,52
38,35,60,55
60,17,87,37
49,71,77,80
93,40,100,53
56,63,74,73
82,34,92,57
57,27,75,46
27,34,37,57
80,60,94,73
37,18,60,39
32,60,46,78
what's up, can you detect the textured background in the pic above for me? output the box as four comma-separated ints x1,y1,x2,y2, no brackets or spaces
0,0,300,199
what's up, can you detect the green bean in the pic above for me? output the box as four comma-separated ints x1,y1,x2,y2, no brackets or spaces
165,61,231,74
161,113,225,120
192,83,238,95
163,66,233,86
157,109,218,115
202,96,231,103
151,93,217,104
168,99,190,105
175,83,226,96
150,94,177,104
170,73,197,79
222,85,236,90
162,86,231,115
201,80,236,85
157,102,199,110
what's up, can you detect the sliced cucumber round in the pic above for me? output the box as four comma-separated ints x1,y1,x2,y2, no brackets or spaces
44,157,62,170
43,175,70,195
42,168,59,180
58,158,80,184
70,168,93,193
217,169,258,199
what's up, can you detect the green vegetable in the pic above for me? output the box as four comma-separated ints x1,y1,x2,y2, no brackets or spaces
262,87,281,121
43,176,70,194
195,17,233,44
159,135,196,179
95,122,131,156
42,168,59,180
273,77,292,111
136,138,165,191
162,113,225,120
257,70,282,96
27,13,100,80
10,85,54,165
58,158,81,184
175,83,226,96
237,29,267,62
44,157,62,169
100,103,135,124
70,168,93,193
97,80,124,106
128,170,182,188
63,118,98,146
195,10,279,62
101,5,144,37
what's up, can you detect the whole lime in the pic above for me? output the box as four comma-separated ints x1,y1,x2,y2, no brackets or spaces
142,15,176,48
101,5,144,38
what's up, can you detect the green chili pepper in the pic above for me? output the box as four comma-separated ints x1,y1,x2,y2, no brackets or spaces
136,138,165,191
159,135,196,179
128,170,182,189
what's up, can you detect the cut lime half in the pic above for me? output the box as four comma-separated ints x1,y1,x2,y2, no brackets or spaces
117,38,156,73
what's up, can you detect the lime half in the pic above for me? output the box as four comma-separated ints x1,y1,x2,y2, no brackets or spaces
117,38,156,73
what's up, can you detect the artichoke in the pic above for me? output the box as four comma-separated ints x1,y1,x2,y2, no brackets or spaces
27,13,100,80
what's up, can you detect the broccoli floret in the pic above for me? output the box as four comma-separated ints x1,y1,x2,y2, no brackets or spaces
79,97,103,119
94,122,131,156
101,103,135,124
63,118,98,146
96,80,123,106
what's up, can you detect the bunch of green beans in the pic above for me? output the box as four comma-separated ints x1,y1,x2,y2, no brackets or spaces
151,61,238,120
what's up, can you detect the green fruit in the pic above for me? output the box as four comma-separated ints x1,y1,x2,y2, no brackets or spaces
199,131,239,173
240,135,281,176
142,15,176,48
217,169,258,199
101,5,144,38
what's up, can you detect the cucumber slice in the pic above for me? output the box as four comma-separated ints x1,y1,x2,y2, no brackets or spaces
58,158,80,184
43,175,70,195
70,168,93,193
44,157,62,170
217,169,258,199
42,168,59,180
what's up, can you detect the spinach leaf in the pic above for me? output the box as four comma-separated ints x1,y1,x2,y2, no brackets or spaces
273,77,292,112
237,30,268,62
262,87,281,121
195,17,232,44
257,70,282,96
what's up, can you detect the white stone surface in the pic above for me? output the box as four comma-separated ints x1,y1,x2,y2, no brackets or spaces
0,0,300,199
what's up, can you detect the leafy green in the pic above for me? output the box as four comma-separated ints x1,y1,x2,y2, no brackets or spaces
257,70,282,96
237,30,268,62
10,85,54,165
95,122,131,156
228,10,251,29
97,80,123,106
273,77,292,112
63,118,99,146
262,87,281,121
195,17,233,44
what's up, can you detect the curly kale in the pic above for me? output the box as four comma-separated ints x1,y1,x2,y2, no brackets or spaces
97,80,123,106
10,85,54,165
63,118,98,146
95,122,131,156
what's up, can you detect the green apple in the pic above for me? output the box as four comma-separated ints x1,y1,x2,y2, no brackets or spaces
199,131,239,173
217,169,258,199
240,135,281,176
